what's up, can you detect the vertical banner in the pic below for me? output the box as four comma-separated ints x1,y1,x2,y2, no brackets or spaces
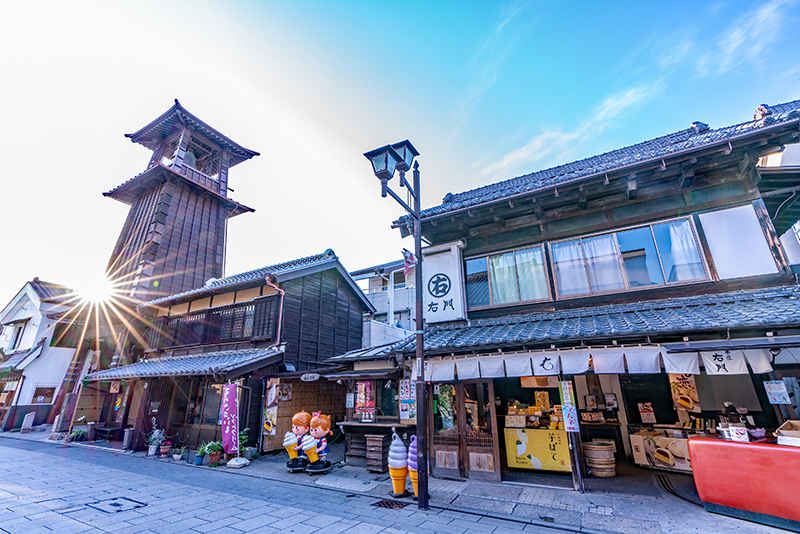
422,242,466,324
221,384,239,455
263,378,279,436
668,374,701,413
559,381,576,406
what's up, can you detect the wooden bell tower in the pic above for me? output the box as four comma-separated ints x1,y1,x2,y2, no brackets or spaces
104,100,258,301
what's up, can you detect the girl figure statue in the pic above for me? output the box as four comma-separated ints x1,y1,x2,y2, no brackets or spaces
286,411,311,470
310,412,333,465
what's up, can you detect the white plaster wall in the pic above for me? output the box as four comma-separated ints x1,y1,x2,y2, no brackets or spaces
0,288,41,352
17,346,75,405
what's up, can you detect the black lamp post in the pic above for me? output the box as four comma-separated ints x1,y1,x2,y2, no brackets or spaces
363,139,428,509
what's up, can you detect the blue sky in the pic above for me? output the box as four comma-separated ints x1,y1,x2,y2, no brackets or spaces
1,0,799,306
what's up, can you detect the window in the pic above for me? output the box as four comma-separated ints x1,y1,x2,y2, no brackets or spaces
698,205,778,279
465,245,549,308
551,218,707,298
50,323,82,348
4,322,26,351
201,383,223,426
376,379,398,418
32,387,56,404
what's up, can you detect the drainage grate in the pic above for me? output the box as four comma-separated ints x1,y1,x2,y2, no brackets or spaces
373,499,410,509
87,497,147,514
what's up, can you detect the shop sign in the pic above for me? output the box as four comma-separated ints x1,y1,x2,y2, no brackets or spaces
559,381,575,406
563,405,579,432
263,378,279,435
345,393,354,408
700,350,747,375
504,429,571,472
109,381,120,394
422,242,466,324
220,384,239,455
400,399,416,424
638,402,656,424
668,374,701,413
300,373,320,382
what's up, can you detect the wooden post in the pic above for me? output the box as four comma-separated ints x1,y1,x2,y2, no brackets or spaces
569,432,585,493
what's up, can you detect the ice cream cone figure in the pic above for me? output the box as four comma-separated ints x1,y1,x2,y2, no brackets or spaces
407,435,418,497
388,433,408,496
283,431,298,459
301,435,319,463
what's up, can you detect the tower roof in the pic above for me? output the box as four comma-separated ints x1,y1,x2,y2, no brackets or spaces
125,99,260,168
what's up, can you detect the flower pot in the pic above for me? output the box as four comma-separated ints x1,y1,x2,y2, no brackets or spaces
160,446,171,458
224,453,235,462
194,453,204,466
208,451,222,464
173,453,182,461
148,444,159,456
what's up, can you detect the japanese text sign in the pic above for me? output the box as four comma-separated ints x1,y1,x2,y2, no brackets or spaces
221,384,239,455
422,242,466,323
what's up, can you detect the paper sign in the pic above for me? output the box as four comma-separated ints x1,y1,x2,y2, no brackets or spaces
638,402,656,424
764,381,791,404
346,393,354,408
563,405,579,432
400,399,416,424
559,381,575,406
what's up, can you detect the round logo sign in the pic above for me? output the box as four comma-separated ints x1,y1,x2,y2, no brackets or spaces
427,273,451,298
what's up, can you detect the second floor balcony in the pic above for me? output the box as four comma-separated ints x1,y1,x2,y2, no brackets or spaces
365,286,416,316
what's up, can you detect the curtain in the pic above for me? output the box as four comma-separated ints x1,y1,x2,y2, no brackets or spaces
662,220,705,282
503,355,532,377
560,350,591,374
591,348,625,374
456,359,480,380
516,248,548,301
623,346,662,373
700,350,748,375
582,235,625,292
430,360,455,382
662,352,701,374
479,357,506,378
552,240,590,296
743,349,773,374
531,352,561,375
488,252,519,304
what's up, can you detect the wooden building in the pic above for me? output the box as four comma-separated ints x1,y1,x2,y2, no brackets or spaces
80,250,374,451
331,99,800,484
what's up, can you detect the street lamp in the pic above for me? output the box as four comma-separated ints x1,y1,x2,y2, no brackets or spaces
363,139,428,510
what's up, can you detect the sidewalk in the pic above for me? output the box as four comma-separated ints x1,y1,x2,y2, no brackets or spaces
0,429,782,534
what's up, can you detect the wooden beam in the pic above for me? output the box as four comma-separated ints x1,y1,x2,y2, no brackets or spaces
578,186,588,210
531,198,544,218
458,223,471,237
679,165,695,189
493,215,506,228
626,178,637,200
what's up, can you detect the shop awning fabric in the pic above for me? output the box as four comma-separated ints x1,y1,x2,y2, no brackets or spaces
85,347,283,382
423,346,774,381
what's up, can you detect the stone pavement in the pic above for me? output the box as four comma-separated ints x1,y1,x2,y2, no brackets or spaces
0,430,786,534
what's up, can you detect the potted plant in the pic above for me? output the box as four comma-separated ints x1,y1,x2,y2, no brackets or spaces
195,442,207,465
173,446,186,461
206,441,223,466
159,440,172,458
68,429,87,442
146,428,164,456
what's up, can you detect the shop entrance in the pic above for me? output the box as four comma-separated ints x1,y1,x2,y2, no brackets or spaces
429,380,500,481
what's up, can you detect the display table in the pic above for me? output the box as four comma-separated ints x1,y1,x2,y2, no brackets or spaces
688,436,800,532
504,428,571,472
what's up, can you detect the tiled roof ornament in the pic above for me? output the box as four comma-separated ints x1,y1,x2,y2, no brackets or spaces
754,104,772,120
443,192,454,203
204,278,218,287
690,121,709,134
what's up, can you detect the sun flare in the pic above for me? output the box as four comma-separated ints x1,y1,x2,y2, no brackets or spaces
79,277,116,304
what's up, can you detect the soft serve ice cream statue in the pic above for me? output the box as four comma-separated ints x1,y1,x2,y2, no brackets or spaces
388,433,409,496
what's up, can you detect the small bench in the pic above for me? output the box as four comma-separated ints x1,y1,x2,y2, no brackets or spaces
95,425,123,441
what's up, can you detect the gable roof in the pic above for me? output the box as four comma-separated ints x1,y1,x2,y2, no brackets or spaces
143,249,375,312
329,285,800,359
125,99,260,168
419,99,800,221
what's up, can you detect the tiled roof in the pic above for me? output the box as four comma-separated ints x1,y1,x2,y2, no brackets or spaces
329,286,800,359
29,279,77,303
420,99,800,220
145,250,339,307
350,259,406,279
85,347,282,381
0,349,31,372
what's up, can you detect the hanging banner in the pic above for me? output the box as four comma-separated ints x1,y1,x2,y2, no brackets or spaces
563,405,579,433
422,242,466,324
559,381,576,406
700,350,748,375
764,381,792,404
532,352,561,376
263,378,279,436
669,374,702,413
221,384,239,455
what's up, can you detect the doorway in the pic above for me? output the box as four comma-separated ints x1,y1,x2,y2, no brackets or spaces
429,380,500,481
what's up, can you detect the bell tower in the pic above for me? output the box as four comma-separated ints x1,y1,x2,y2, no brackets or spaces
104,100,258,301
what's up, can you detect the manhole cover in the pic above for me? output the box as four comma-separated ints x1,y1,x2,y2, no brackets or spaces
373,500,409,509
87,497,146,514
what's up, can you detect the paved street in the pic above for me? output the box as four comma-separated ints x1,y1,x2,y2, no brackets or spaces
0,438,578,534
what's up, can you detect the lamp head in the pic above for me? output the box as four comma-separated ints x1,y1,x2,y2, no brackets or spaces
364,144,403,196
391,140,419,173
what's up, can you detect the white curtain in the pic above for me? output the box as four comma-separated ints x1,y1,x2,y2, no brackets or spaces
430,360,455,382
456,359,480,380
515,248,549,301
591,348,625,374
665,220,704,282
532,351,561,375
662,352,701,374
582,235,625,292
479,357,506,378
503,355,532,377
623,346,662,373
743,349,773,374
488,252,519,304
560,350,591,374
552,241,590,296
700,350,748,375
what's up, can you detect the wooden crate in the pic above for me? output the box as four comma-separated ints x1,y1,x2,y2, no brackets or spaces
365,434,390,473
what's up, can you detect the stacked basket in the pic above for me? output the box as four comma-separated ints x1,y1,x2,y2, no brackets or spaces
582,442,616,478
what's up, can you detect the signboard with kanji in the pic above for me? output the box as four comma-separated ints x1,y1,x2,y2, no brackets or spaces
422,242,466,324
504,429,571,472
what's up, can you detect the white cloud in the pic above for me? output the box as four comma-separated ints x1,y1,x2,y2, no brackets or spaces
711,0,788,74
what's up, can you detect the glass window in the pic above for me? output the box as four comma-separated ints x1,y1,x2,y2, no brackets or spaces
582,234,625,292
652,219,706,282
488,252,519,304
516,247,549,301
186,379,205,425
552,240,591,296
465,258,490,307
202,383,223,426
616,227,665,287
376,379,398,417
699,205,778,279
32,387,56,404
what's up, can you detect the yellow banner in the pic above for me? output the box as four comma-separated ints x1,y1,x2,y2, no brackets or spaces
504,429,571,472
